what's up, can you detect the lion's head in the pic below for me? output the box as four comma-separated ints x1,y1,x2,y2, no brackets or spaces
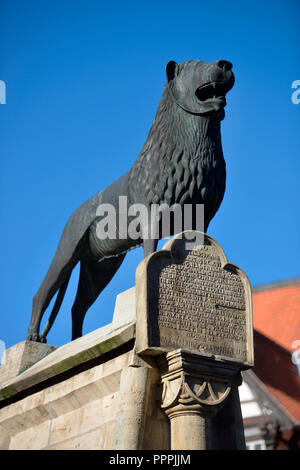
166,59,234,119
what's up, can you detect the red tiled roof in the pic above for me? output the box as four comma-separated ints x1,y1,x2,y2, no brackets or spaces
251,279,300,423
253,331,300,423
252,281,300,352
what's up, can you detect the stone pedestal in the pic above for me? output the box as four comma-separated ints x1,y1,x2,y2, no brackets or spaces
0,289,169,450
0,231,253,450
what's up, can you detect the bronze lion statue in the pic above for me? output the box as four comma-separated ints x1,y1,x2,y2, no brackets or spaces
27,59,234,343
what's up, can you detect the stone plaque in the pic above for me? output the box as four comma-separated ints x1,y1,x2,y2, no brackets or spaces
136,231,253,367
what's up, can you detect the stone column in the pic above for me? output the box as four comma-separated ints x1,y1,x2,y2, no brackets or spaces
166,406,208,450
208,384,246,449
111,350,158,450
158,349,242,450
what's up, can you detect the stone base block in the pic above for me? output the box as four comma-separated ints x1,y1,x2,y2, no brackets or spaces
0,289,169,450
0,341,57,387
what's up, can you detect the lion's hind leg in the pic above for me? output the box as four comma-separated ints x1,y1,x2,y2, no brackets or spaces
71,254,125,340
27,252,80,342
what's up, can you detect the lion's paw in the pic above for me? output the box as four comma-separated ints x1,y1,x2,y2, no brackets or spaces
27,333,47,343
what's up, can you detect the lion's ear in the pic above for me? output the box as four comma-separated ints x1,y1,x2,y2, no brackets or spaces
166,61,178,82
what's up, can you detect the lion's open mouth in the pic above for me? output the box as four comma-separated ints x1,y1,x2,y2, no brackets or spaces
195,82,226,102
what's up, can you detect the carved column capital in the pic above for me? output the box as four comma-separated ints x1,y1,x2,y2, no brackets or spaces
158,349,242,419
161,370,231,419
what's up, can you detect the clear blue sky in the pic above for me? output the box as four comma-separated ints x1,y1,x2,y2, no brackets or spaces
0,0,299,348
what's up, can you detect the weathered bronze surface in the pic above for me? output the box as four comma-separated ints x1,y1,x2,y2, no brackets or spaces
27,60,234,342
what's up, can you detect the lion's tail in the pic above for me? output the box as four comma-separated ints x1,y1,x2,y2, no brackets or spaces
40,273,71,340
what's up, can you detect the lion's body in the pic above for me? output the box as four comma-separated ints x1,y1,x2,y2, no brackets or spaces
129,83,226,227
27,59,234,342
